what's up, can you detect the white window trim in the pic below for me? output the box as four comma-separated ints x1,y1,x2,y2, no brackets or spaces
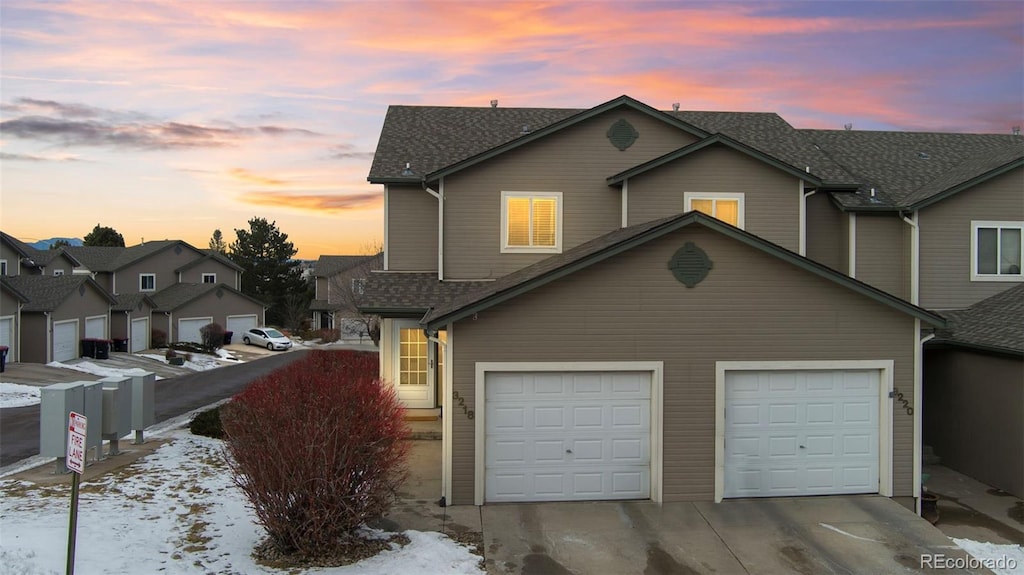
500,191,563,254
970,220,1024,282
0,259,8,276
139,273,156,292
714,360,894,503
201,273,217,284
683,192,746,229
53,269,65,276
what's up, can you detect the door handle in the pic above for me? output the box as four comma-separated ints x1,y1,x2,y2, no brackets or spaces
566,449,573,454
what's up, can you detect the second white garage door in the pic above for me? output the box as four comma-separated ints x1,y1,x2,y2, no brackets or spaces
52,320,78,362
226,315,258,337
724,369,880,498
178,317,212,344
485,371,651,503
131,317,149,352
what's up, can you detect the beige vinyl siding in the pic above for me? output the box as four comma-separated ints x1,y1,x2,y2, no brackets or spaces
839,212,851,275
19,285,112,364
854,213,907,298
449,226,916,504
171,291,262,342
626,146,801,252
19,314,47,363
388,184,438,272
443,109,699,279
806,192,844,270
178,260,237,285
919,167,1024,310
0,240,23,276
117,245,207,294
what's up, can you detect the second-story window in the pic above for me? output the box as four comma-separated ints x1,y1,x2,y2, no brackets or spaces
684,192,745,228
202,273,216,284
972,221,1023,281
140,273,156,291
53,269,65,276
501,191,562,253
1,260,8,276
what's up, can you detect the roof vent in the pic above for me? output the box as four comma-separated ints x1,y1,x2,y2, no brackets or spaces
521,124,530,134
918,151,930,160
490,99,498,108
1013,126,1021,136
844,123,853,131
401,162,414,176
672,103,680,112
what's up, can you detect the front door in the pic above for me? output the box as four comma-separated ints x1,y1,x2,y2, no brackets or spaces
394,321,434,408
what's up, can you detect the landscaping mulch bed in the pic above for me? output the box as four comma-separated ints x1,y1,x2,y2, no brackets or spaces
253,532,412,570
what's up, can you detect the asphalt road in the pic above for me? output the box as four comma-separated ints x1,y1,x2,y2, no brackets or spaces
0,349,309,468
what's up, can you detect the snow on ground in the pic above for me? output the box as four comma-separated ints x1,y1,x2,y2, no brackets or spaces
952,538,1024,575
0,429,484,575
0,383,41,408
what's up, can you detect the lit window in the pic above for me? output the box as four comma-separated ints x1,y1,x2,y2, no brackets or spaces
684,193,745,228
399,328,428,385
972,221,1023,281
202,273,216,284
140,273,156,291
502,192,562,253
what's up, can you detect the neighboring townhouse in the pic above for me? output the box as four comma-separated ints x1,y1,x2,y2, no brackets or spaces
1,275,116,363
0,280,29,362
360,95,1022,510
0,232,83,277
309,253,383,333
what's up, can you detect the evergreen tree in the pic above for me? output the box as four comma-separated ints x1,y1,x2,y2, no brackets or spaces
49,239,71,250
229,218,308,326
83,224,125,247
209,229,228,254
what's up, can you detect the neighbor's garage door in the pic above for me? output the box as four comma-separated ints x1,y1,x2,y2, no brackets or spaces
131,317,149,353
226,315,258,337
85,316,106,339
485,371,651,502
52,320,78,362
724,369,880,498
0,317,14,359
177,317,212,344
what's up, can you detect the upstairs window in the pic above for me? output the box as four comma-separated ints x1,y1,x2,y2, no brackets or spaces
53,269,65,276
202,273,216,284
684,192,745,228
972,221,1023,281
501,191,562,253
0,260,7,276
140,273,156,291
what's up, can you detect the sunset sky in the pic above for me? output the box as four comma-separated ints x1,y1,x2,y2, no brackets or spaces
1,1,1021,259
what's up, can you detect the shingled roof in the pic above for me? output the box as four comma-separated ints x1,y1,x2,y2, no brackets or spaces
149,282,266,312
64,240,204,272
314,254,382,277
370,95,1022,210
2,275,115,311
934,285,1024,355
357,272,491,316
0,232,82,270
112,292,155,312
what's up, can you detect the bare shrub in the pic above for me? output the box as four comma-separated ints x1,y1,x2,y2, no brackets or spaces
220,350,407,557
200,322,225,352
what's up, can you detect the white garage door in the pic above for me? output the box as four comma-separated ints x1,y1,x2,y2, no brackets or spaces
724,369,880,498
131,317,149,353
53,320,78,362
0,317,14,359
178,317,212,344
485,372,651,502
85,316,106,339
226,315,258,336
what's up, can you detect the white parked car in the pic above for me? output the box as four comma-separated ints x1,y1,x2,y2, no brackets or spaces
242,327,293,351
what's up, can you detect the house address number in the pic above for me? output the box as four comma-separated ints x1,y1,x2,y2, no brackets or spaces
451,391,475,420
892,387,913,416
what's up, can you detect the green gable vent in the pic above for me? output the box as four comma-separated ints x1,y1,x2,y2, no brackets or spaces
668,242,713,288
607,118,639,151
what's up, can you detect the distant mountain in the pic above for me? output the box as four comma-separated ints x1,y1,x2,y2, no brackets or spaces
29,237,84,250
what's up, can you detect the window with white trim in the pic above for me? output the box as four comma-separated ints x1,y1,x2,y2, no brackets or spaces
684,192,745,228
53,269,64,276
202,273,216,284
972,221,1023,281
0,260,7,276
140,273,156,291
501,191,562,253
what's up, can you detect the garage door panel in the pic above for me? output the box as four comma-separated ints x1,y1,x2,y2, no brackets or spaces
487,466,650,502
53,321,77,362
725,369,880,498
487,434,649,467
131,318,149,352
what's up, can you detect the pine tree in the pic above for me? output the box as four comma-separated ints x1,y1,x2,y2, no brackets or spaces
83,224,125,247
229,218,309,327
209,229,228,254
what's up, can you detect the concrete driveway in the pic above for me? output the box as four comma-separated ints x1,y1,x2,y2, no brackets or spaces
383,442,988,575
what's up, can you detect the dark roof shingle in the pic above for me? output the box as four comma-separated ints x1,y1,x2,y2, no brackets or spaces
358,272,491,315
936,285,1024,355
2,275,115,311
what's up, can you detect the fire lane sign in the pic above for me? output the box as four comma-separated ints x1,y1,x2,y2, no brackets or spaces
67,412,87,474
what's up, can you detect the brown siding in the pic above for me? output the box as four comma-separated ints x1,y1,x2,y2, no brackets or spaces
443,109,699,279
110,305,152,340
388,184,438,272
627,146,801,252
0,240,24,276
839,212,850,275
449,226,917,504
806,192,844,270
855,213,907,298
1,288,20,361
20,314,47,363
179,260,237,285
919,168,1024,310
114,244,208,294
924,349,1023,498
171,291,263,341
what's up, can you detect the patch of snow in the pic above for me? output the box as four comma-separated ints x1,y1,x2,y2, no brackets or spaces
47,361,156,379
0,383,42,408
952,538,1024,575
0,429,484,574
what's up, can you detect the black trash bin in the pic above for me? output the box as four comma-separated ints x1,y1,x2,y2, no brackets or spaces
81,338,97,358
223,331,233,345
94,339,110,360
112,338,129,352
0,345,8,373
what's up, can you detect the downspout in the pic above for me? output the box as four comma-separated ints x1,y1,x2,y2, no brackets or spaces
621,179,629,228
848,213,857,278
914,329,935,515
45,312,52,363
799,181,817,257
423,181,443,281
901,211,919,305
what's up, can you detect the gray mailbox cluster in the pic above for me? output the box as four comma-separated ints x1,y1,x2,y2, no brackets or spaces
39,372,156,472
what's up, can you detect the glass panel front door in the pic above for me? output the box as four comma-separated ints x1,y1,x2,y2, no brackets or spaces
394,321,434,408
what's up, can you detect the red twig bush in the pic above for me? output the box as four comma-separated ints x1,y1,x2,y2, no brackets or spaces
220,350,409,557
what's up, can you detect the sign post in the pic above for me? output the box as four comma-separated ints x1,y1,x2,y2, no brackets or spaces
66,412,86,575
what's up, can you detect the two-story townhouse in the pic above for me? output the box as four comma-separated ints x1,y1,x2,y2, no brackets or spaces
0,232,83,277
309,253,383,335
360,96,1021,510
